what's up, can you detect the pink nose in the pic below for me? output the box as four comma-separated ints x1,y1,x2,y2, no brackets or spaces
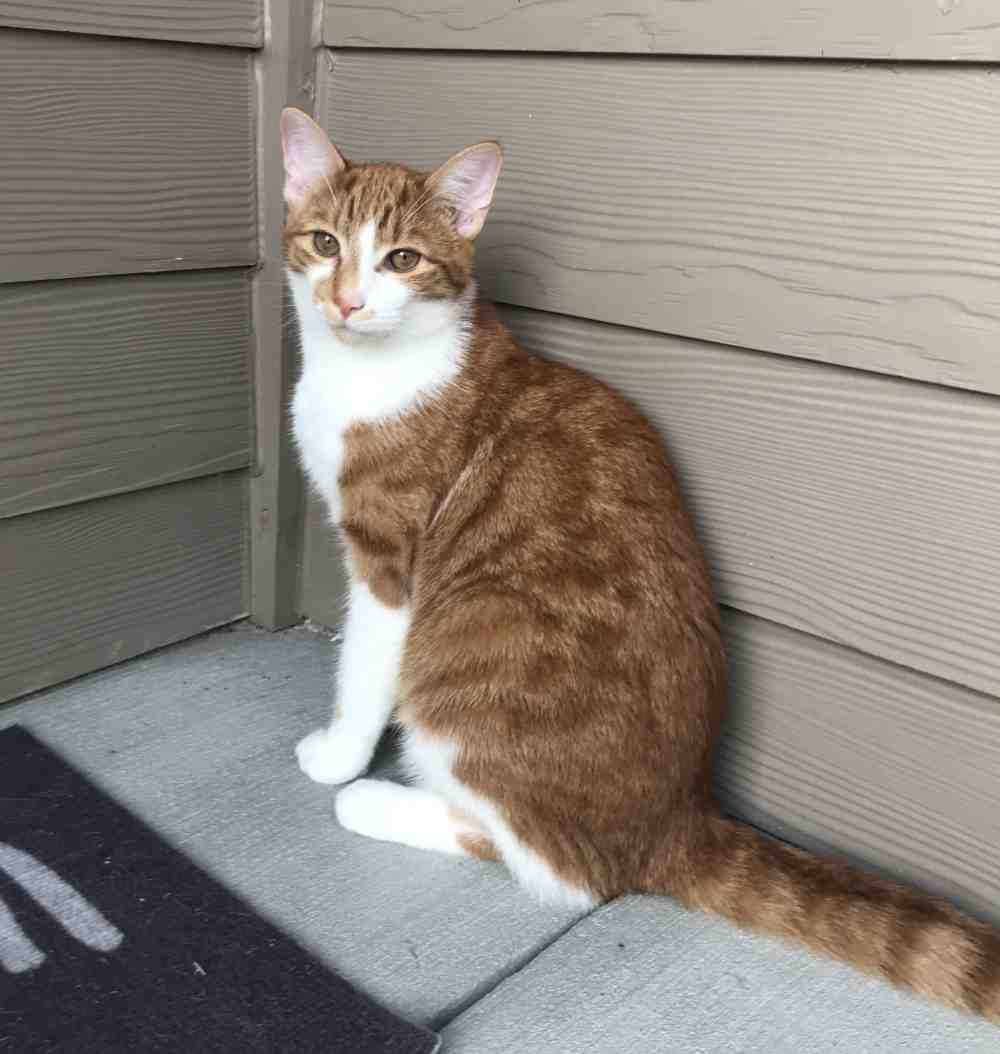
334,290,365,318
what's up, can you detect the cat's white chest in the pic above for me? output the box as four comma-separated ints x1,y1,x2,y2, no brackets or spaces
292,369,347,518
288,270,472,523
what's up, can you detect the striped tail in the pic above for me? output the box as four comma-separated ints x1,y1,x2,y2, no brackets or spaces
652,812,1000,1023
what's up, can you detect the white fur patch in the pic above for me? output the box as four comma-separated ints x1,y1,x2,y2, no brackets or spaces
356,218,376,300
308,260,335,282
335,779,467,855
402,727,598,910
296,581,410,784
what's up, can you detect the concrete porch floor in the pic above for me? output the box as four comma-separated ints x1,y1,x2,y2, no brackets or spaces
4,622,997,1053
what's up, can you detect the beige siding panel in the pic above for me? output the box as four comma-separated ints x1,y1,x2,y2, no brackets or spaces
0,0,262,46
0,30,256,282
299,492,348,630
322,52,1000,396
498,305,1000,697
717,610,1000,926
323,0,1000,61
0,473,247,702
0,271,252,519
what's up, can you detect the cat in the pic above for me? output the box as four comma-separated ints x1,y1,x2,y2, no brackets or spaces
280,107,1000,1023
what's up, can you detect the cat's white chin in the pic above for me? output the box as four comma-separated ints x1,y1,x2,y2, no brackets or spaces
334,297,469,347
338,317,400,340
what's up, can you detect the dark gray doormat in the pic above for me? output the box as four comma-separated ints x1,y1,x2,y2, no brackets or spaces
0,725,440,1054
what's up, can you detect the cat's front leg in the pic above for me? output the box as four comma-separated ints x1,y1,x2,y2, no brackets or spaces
296,579,410,784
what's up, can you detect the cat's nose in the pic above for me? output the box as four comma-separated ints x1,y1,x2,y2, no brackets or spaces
334,290,366,318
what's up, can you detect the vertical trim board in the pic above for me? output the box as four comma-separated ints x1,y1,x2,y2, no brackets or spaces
248,0,317,629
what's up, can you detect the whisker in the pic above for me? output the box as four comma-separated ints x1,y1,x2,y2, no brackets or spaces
322,170,338,213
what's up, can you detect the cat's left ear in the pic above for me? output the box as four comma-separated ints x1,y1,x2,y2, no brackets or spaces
429,141,503,239
280,107,346,206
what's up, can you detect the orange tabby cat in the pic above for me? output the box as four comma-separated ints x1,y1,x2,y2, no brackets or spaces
281,107,1000,1023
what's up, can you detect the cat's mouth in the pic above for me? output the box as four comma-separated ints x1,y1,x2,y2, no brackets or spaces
331,314,399,341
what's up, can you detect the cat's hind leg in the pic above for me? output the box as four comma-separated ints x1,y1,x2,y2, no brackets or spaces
403,726,600,910
335,780,496,858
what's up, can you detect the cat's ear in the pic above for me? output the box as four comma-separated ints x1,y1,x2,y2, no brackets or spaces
429,141,503,239
280,108,346,206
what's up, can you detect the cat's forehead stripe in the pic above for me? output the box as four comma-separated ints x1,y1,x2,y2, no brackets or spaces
356,220,377,285
304,163,430,240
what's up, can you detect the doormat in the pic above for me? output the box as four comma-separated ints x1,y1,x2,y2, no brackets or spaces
0,725,440,1054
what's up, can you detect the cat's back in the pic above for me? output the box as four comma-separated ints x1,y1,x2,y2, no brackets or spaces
422,304,716,635
467,305,695,535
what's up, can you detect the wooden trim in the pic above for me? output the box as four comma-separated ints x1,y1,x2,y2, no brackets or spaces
322,0,1000,61
247,0,318,629
0,1,263,47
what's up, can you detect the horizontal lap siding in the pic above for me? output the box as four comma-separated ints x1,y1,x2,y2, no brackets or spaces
322,0,1000,60
321,51,1000,397
0,29,256,282
0,1,262,47
501,305,1000,698
0,271,252,518
719,610,1000,925
0,21,256,696
0,473,248,702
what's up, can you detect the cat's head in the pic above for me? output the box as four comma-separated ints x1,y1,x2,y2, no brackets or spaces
280,108,502,342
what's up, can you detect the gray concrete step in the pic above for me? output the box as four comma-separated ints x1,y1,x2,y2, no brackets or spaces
2,623,584,1029
444,895,1000,1053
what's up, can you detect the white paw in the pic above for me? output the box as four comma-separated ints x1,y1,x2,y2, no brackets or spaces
295,727,372,785
335,779,399,840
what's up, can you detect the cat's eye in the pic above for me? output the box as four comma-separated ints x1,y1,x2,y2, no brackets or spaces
385,248,421,273
312,231,339,257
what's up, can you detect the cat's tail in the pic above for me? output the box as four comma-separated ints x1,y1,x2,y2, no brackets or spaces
647,811,1000,1023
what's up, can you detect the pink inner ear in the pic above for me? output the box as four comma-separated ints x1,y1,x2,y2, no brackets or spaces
437,145,502,236
280,110,344,205
453,151,500,211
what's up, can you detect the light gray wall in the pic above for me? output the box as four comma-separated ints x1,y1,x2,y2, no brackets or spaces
322,0,1000,60
0,1,262,46
300,5,1000,916
0,4,263,701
